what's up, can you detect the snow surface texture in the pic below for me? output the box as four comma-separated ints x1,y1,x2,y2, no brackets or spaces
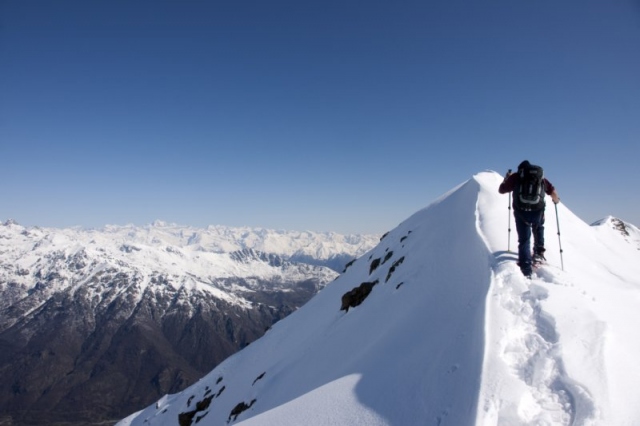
118,171,640,426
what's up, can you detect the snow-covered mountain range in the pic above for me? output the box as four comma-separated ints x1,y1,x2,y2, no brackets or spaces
118,171,640,426
1,221,379,306
0,222,378,425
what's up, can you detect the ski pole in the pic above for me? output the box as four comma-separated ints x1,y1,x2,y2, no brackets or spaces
506,169,512,252
555,203,564,271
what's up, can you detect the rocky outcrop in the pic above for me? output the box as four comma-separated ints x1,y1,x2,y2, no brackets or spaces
340,280,379,312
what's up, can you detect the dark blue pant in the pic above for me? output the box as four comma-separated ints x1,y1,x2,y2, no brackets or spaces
514,209,545,275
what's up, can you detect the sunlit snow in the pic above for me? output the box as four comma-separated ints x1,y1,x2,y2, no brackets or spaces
117,171,640,425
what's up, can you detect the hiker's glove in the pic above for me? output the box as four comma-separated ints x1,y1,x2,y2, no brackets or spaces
551,192,560,204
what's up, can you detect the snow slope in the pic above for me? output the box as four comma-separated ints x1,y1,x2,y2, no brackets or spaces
118,171,640,426
477,174,640,426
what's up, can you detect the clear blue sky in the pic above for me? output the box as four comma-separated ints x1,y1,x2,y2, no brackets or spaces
2,0,639,234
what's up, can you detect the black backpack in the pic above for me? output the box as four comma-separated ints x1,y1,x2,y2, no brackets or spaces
514,164,545,211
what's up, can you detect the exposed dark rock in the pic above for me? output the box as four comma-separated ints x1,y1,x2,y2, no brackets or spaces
178,394,214,426
16,268,30,276
382,251,393,265
195,411,209,423
252,372,266,385
340,280,379,312
342,259,356,273
120,244,141,253
369,258,381,275
611,218,630,236
230,249,284,267
386,256,405,283
228,399,256,423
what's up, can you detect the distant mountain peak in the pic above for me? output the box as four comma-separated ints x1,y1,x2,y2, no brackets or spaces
2,218,19,226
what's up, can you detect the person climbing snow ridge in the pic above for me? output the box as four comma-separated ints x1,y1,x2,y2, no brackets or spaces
499,160,560,278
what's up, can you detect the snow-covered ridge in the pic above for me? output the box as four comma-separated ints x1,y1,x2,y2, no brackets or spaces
590,216,640,251
117,171,640,426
